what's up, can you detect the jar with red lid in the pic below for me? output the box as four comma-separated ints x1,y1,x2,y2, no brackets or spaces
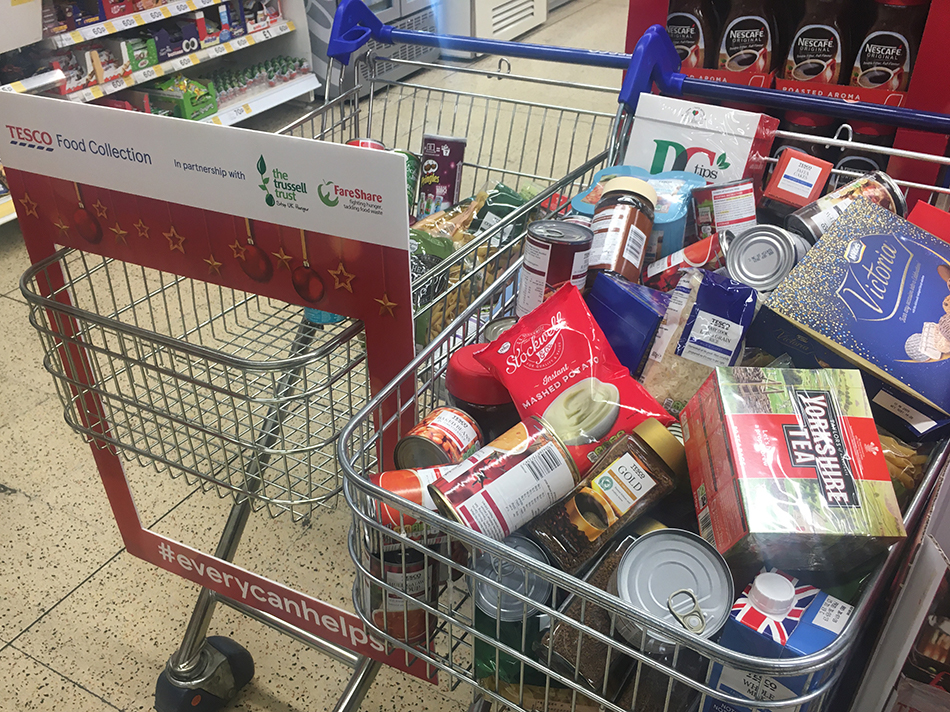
446,344,520,442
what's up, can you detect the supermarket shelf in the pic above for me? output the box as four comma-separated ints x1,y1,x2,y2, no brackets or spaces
47,0,225,49
64,21,295,103
1,69,67,95
0,195,17,226
202,72,319,126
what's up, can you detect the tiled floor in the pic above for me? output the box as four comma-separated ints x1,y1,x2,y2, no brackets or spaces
0,1,627,710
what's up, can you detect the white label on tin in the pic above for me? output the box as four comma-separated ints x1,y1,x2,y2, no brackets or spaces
680,310,743,367
384,563,430,610
777,157,824,199
811,198,851,234
429,409,479,452
872,391,939,434
711,183,757,230
454,443,574,540
592,453,656,516
716,667,796,711
524,237,551,273
572,248,590,281
811,595,853,636
516,269,546,317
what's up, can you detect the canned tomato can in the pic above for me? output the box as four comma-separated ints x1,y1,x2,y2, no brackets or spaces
785,170,906,243
428,417,580,541
364,545,439,644
725,225,811,293
394,407,483,469
370,467,453,530
516,221,593,318
392,149,421,215
346,137,387,150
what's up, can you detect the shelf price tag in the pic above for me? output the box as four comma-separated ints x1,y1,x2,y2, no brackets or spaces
106,77,129,93
187,0,197,8
212,44,229,56
241,103,252,115
172,1,190,13
69,30,84,45
145,8,164,21
174,56,193,70
234,37,251,49
104,22,117,33
160,6,172,17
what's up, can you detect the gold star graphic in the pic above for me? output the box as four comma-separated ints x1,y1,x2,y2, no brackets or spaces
272,247,293,270
204,255,223,275
375,293,397,317
163,225,186,253
229,241,247,260
109,222,128,244
92,199,108,219
133,219,149,238
53,218,70,237
329,262,355,292
18,193,38,218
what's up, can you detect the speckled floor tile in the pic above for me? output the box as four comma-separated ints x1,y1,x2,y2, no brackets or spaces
0,221,29,301
0,647,120,711
0,297,59,431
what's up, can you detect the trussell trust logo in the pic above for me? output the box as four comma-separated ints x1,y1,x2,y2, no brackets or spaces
256,154,309,211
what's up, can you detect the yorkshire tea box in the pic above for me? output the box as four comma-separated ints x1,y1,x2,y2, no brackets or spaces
681,368,905,572
749,199,950,440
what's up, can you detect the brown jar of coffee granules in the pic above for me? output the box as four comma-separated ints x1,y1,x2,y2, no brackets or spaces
524,418,686,575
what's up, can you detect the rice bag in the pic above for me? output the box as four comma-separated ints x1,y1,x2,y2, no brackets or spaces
639,269,757,416
476,285,673,475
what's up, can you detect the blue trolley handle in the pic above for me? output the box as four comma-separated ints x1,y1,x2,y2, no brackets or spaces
329,0,950,135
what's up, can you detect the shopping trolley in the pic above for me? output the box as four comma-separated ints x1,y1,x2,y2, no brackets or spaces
335,10,950,712
11,14,634,712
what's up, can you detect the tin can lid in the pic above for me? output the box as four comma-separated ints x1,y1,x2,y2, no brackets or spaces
614,529,733,650
446,344,512,406
527,220,594,245
600,177,658,209
482,316,518,343
726,226,797,292
633,418,687,481
472,535,552,621
394,436,451,470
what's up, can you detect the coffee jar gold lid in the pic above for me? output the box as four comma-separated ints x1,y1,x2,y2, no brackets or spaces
600,177,658,209
633,418,687,480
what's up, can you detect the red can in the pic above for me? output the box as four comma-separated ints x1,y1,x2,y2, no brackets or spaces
516,220,593,318
364,545,439,644
370,467,451,530
346,137,387,150
394,407,483,469
428,417,580,541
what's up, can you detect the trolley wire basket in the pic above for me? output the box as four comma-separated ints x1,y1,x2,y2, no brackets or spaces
19,55,623,521
336,246,950,712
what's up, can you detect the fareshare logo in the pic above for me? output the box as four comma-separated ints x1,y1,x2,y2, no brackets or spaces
650,139,730,180
318,180,339,207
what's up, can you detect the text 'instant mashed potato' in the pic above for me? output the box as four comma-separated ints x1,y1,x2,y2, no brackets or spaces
476,285,673,474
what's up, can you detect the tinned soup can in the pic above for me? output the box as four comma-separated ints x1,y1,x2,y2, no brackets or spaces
516,221,593,317
394,407,483,469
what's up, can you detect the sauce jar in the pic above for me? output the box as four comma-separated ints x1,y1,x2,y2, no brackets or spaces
446,344,520,442
524,419,684,575
589,177,657,284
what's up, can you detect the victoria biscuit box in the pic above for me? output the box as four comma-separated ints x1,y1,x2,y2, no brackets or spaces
748,198,950,441
681,367,905,572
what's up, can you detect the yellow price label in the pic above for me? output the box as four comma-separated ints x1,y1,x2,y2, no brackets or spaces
242,103,252,115
134,14,144,25
90,86,104,99
211,116,222,125
223,42,234,52
104,21,116,33
188,53,200,65
160,6,172,16
123,76,134,87
10,81,26,93
187,0,197,8
153,64,165,77
245,35,256,45
70,30,83,44
285,21,295,31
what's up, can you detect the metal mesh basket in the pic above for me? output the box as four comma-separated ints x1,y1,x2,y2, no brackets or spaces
337,250,950,711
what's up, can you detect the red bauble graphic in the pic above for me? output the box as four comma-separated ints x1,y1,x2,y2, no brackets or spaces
73,208,102,243
292,264,325,303
240,243,273,282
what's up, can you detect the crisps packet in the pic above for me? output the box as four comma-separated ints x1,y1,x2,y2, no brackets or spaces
476,285,673,474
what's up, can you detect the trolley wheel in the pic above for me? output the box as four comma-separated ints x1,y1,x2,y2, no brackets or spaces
155,636,254,712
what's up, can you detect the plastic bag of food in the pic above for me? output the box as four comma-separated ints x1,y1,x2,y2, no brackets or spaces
469,182,527,245
877,427,932,509
639,269,757,416
476,285,673,475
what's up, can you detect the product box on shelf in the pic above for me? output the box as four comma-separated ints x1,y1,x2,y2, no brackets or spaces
748,199,950,441
148,10,234,62
43,0,104,36
705,569,853,712
681,367,906,572
47,49,95,95
98,0,134,19
622,94,779,188
103,36,159,72
84,43,131,84
140,75,217,120
242,0,280,33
